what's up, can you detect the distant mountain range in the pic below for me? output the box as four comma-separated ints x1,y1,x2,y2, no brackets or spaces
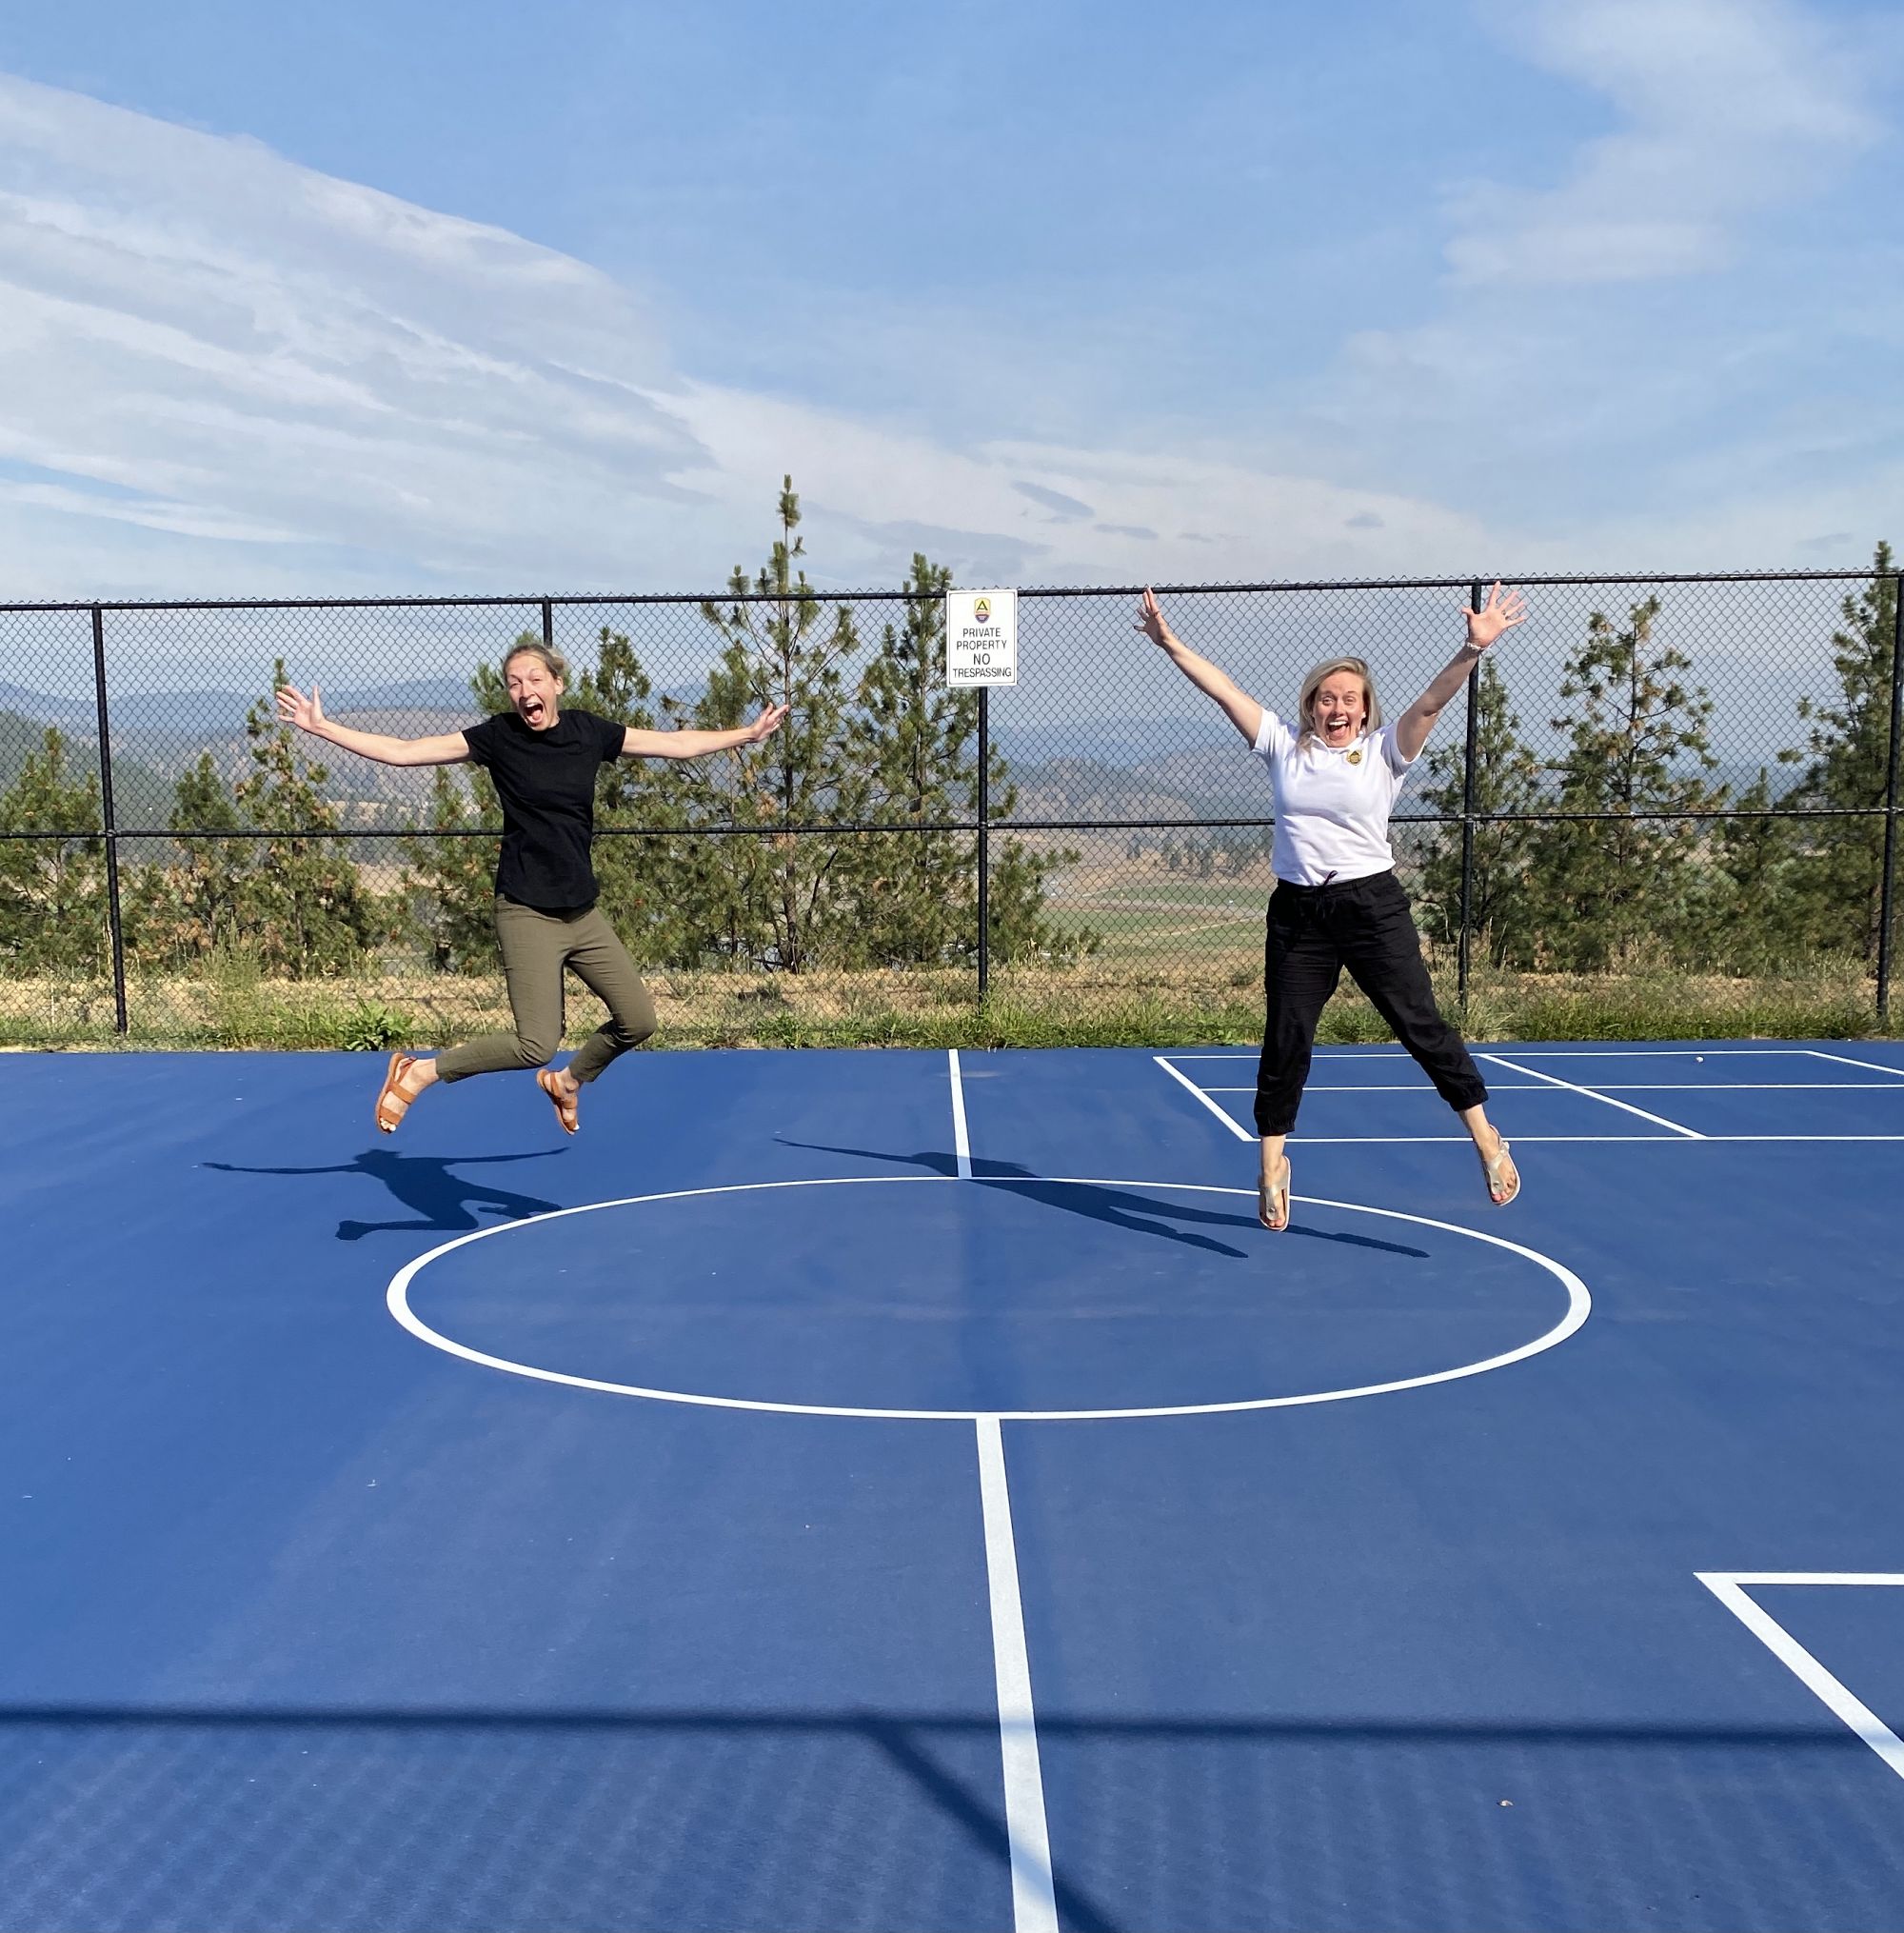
0,673,1812,829
0,676,481,735
0,675,1240,766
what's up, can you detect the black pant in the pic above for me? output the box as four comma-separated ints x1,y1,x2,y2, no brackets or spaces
1255,869,1488,1136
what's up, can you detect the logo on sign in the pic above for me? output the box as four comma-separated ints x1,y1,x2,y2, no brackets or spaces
974,597,991,624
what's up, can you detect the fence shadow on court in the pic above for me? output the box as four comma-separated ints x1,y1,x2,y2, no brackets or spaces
202,1146,565,1242
0,1702,1883,1933
774,1137,1430,1259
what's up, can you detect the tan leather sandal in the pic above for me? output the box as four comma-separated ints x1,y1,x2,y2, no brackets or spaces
1259,1155,1292,1232
1480,1138,1520,1206
537,1067,580,1135
374,1051,419,1135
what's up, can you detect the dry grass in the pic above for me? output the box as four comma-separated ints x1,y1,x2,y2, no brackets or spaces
0,952,1892,1050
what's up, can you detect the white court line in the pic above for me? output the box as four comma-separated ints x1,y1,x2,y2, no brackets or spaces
1155,1054,1255,1143
387,1175,1589,1419
1482,1049,1827,1059
948,1047,973,1179
1168,1048,1829,1061
977,1416,1059,1933
1523,1081,1904,1092
1161,1057,1900,1143
958,1053,1056,1933
1168,1051,1408,1061
1697,1573,1904,1785
1202,1083,1904,1093
1479,1051,1703,1138
1202,1083,1555,1093
1243,1134,1904,1145
1803,1048,1904,1079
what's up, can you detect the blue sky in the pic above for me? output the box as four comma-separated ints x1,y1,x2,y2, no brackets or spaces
0,0,1898,598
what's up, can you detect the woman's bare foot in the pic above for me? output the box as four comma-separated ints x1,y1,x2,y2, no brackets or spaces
1258,1154,1292,1231
1475,1126,1519,1206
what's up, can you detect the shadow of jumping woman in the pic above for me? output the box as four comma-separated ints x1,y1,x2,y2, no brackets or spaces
204,1147,565,1242
772,1138,1428,1260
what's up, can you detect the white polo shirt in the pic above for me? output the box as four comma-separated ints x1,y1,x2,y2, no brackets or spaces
1251,710,1418,886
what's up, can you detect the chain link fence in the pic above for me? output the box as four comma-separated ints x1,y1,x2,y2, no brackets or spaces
2,569,1899,1046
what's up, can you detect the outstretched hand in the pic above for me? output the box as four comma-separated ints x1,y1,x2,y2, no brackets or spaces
1463,583,1528,651
275,683,326,733
742,703,789,745
1133,587,1176,650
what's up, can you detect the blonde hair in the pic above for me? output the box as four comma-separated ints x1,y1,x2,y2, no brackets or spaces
1297,656,1380,748
502,639,568,685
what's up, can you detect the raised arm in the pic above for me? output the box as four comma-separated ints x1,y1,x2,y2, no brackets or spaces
1392,583,1527,763
621,703,788,760
275,684,470,767
1134,589,1264,747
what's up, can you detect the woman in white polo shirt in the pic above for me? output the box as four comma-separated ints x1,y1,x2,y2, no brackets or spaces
1136,584,1524,1231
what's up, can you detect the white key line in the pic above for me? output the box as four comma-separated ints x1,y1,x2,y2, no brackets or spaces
1479,1051,1703,1138
1201,1082,1550,1093
1165,1051,1409,1060
1256,1133,1904,1145
948,1047,973,1180
1478,1048,1828,1059
1197,1082,1904,1093
1698,1573,1904,1786
1154,1054,1256,1143
977,1416,1060,1933
1164,1047,1856,1061
1533,1080,1904,1091
1479,1048,1862,1060
1803,1048,1904,1079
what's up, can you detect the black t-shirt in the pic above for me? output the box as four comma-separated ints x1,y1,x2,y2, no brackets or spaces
461,707,627,911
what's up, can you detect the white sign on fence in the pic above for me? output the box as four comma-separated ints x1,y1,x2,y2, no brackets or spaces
944,588,1018,688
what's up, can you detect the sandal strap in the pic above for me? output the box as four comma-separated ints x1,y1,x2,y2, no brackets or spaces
375,1054,417,1131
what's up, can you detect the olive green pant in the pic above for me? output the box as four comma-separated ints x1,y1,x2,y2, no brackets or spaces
435,898,656,1085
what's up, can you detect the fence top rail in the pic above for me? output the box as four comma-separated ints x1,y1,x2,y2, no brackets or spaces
1,568,1897,616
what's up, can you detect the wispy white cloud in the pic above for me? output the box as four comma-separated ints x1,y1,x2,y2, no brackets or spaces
0,28,1896,627
1298,0,1901,568
0,70,1512,605
1448,0,1879,284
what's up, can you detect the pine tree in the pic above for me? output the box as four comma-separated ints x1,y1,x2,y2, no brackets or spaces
125,752,251,967
1524,597,1724,970
1692,767,1806,969
234,658,384,978
683,477,869,971
0,728,107,975
394,764,499,974
836,552,1086,967
1777,546,1899,964
1413,659,1543,967
565,624,699,966
383,503,1082,980
840,556,983,965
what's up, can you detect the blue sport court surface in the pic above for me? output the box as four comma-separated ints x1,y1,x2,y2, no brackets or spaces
4,1040,1904,1931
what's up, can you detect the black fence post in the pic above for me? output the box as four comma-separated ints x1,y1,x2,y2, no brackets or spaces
89,605,129,1035
1876,570,1904,1023
1456,580,1483,1006
977,685,990,1002
540,597,554,651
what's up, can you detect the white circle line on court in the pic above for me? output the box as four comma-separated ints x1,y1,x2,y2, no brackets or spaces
386,1175,1591,1424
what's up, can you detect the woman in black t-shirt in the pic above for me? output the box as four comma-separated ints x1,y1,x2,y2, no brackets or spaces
277,641,785,1134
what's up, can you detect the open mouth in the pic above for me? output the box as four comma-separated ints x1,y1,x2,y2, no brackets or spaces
521,698,546,725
